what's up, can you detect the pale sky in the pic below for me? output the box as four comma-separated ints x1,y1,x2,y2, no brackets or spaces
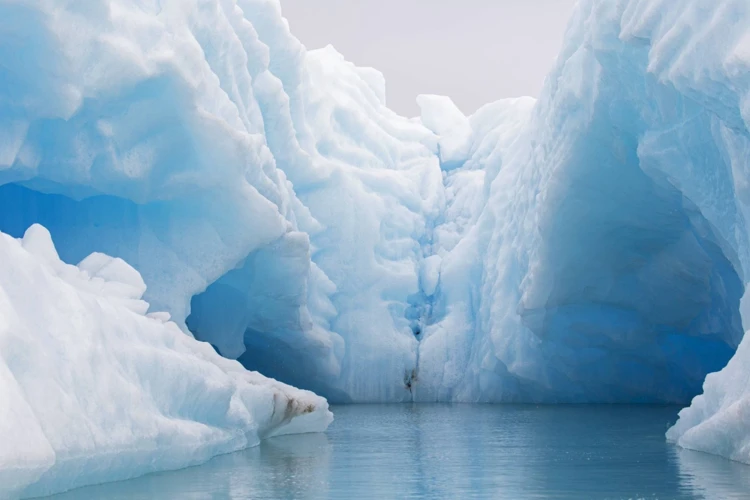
280,0,579,116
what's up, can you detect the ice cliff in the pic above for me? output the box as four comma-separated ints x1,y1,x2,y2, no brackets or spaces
1,0,750,488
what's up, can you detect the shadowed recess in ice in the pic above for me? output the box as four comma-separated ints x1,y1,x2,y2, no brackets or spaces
1,0,750,473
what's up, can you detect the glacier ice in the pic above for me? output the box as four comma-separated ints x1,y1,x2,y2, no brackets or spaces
0,0,445,403
667,332,750,465
416,0,750,462
2,0,750,479
417,95,474,169
415,0,750,405
0,224,331,499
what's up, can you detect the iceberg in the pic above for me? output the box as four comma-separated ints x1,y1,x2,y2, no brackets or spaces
0,225,331,499
2,0,750,478
0,0,446,404
667,333,750,465
415,0,750,461
416,0,750,407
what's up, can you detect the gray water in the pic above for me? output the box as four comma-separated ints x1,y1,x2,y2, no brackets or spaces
45,405,750,499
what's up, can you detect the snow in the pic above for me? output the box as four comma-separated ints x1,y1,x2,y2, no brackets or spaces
417,95,473,169
2,0,750,477
0,225,331,499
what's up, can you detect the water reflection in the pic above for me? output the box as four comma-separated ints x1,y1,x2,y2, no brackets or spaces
47,433,332,500
44,405,750,500
675,447,750,500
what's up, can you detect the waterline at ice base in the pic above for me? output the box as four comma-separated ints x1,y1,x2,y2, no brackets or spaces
1,0,750,496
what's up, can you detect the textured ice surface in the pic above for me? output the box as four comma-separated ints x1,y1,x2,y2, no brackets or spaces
415,0,750,407
2,0,750,470
0,225,331,499
417,95,473,169
417,0,750,462
0,0,442,403
667,332,750,464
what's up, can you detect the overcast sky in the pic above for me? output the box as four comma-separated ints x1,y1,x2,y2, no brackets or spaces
280,0,579,116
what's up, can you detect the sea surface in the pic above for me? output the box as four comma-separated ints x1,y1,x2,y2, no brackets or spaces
44,404,750,499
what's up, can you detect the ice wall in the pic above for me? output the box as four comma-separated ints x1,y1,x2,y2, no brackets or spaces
187,46,445,402
0,225,331,499
0,0,443,402
411,0,750,405
412,0,750,462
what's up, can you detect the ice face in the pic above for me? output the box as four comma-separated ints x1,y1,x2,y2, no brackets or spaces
2,0,750,469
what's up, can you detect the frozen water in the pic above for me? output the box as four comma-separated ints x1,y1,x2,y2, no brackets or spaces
2,0,750,474
412,0,750,463
0,0,446,403
0,225,331,499
417,95,473,169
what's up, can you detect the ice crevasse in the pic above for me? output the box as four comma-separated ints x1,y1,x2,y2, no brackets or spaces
1,0,750,494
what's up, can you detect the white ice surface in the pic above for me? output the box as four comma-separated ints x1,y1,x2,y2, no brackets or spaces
0,0,445,404
0,225,331,499
2,0,750,470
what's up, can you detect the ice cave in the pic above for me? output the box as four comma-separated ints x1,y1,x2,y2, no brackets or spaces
1,0,750,497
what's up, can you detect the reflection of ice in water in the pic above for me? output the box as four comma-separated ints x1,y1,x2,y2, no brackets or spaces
242,434,334,499
45,433,333,500
43,406,750,500
675,447,750,500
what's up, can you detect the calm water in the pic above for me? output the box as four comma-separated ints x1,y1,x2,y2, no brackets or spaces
46,405,750,500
